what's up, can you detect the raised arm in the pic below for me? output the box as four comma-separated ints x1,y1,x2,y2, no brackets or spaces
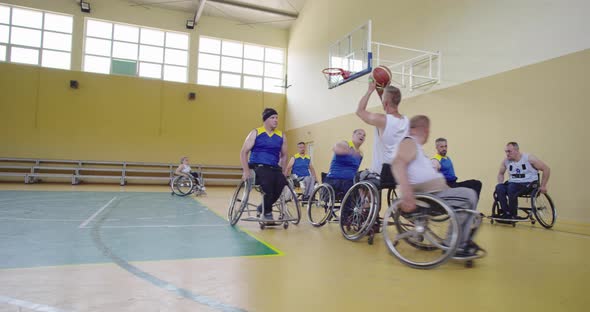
280,134,288,176
333,140,351,155
529,154,550,193
356,80,386,129
497,160,507,184
240,130,257,181
392,138,418,212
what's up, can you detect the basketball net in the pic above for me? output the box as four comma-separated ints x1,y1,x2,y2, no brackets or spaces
322,68,351,88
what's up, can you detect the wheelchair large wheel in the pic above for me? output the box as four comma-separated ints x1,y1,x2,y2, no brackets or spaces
383,194,460,269
171,176,194,196
531,190,556,229
307,184,335,227
228,181,249,226
339,181,379,241
280,185,301,225
490,198,501,224
386,188,398,207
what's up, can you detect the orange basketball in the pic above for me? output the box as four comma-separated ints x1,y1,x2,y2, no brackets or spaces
372,65,392,88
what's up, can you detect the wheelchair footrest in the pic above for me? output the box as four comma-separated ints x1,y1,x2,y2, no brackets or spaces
241,216,297,223
487,216,532,223
452,248,487,261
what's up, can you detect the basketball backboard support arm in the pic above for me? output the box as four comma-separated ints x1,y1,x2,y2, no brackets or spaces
373,42,441,92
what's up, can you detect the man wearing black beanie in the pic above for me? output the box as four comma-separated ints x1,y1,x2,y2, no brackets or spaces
239,108,288,220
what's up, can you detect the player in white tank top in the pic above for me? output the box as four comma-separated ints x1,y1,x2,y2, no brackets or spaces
405,136,445,184
393,115,482,255
504,153,538,183
372,114,409,173
174,156,206,192
495,142,551,219
356,80,408,187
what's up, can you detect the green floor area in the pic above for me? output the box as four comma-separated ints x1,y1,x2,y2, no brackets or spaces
0,191,278,269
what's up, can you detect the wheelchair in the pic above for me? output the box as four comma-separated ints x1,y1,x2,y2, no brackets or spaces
227,170,301,230
287,174,313,204
170,172,206,197
489,179,556,229
339,170,399,245
307,172,342,227
307,171,398,239
383,193,486,269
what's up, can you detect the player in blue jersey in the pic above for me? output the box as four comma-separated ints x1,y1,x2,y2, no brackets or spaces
286,142,318,201
240,108,288,220
324,129,366,198
431,138,482,198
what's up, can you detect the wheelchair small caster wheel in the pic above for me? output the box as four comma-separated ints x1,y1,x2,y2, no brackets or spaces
465,260,473,268
368,234,374,245
283,222,289,229
260,223,265,230
512,222,516,227
490,219,494,224
171,192,174,196
531,220,536,225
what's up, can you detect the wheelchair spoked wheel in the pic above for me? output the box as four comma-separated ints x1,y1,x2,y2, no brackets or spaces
228,180,249,226
307,184,335,227
339,181,379,241
490,201,518,227
490,201,500,224
386,188,398,207
531,190,556,229
383,194,460,269
171,176,194,196
280,185,301,225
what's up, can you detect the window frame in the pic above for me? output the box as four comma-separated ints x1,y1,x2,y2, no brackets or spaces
82,17,190,82
197,35,285,94
0,4,73,69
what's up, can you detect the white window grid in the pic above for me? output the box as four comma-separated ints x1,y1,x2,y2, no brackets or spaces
0,4,73,69
197,36,285,93
83,18,189,82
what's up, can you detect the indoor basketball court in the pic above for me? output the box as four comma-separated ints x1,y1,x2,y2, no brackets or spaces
0,0,588,311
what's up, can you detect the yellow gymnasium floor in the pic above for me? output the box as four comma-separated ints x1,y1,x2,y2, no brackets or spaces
0,183,588,312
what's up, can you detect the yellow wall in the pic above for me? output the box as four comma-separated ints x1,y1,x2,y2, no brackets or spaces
0,0,288,165
0,62,285,165
287,49,590,223
286,0,590,129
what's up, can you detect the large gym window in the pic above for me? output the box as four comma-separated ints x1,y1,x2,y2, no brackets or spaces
197,36,285,93
83,18,189,83
0,4,72,69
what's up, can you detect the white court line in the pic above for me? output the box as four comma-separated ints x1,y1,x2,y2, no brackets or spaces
78,197,117,229
99,224,227,229
0,217,84,222
0,295,74,312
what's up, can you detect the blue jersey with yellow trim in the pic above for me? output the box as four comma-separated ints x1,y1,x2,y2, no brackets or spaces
327,141,362,180
249,127,283,167
292,153,311,177
433,154,457,183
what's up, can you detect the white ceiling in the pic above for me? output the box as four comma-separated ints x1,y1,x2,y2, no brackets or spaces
127,0,306,29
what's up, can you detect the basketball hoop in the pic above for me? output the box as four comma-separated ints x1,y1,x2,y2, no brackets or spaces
322,68,351,88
